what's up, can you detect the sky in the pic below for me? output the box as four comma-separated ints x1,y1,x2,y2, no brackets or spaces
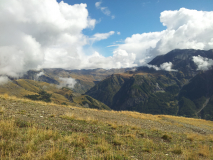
0,0,213,79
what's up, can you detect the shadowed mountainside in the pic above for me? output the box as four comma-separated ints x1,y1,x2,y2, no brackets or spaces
86,49,213,120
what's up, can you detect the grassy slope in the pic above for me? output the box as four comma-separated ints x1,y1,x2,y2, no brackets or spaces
0,94,213,159
0,79,110,110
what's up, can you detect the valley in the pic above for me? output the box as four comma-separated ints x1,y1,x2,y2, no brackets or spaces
1,49,213,121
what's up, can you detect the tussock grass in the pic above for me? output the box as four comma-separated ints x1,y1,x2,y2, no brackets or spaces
198,145,210,157
60,112,76,120
186,133,205,141
162,134,172,142
0,106,5,115
1,95,213,159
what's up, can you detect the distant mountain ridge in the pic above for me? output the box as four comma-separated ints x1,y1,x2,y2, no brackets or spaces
22,68,131,94
86,49,213,120
3,49,213,120
148,49,213,77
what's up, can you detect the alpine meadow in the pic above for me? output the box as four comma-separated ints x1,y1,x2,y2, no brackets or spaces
1,0,213,159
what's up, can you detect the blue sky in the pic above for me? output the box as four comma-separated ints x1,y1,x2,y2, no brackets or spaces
58,0,213,57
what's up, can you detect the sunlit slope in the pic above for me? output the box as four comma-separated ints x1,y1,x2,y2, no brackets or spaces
0,95,213,159
0,79,110,110
24,68,130,94
0,81,35,97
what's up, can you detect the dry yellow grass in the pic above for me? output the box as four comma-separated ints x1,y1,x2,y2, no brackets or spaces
1,94,213,159
186,133,206,141
16,79,40,93
0,80,75,106
198,145,210,158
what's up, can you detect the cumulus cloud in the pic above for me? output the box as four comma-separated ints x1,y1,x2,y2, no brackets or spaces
147,62,177,71
0,76,10,85
95,1,115,19
0,0,130,77
58,77,77,89
115,8,213,66
82,49,137,69
160,62,177,71
193,55,213,70
0,0,96,77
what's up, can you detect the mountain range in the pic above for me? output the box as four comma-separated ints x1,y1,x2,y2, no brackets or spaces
2,49,213,120
86,49,213,120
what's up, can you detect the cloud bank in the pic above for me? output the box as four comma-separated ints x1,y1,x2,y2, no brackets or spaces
193,55,213,70
0,0,96,77
115,8,213,66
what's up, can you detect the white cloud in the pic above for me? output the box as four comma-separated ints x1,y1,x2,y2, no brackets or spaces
81,50,137,69
107,44,120,47
146,64,160,70
58,77,77,89
193,55,213,70
160,62,177,71
95,1,115,19
0,76,10,85
115,8,213,66
36,72,44,77
146,62,177,71
95,1,101,8
90,31,115,43
0,0,96,76
117,32,121,35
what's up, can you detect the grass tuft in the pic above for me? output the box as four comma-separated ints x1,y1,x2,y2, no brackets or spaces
198,145,210,157
0,106,4,114
161,134,172,142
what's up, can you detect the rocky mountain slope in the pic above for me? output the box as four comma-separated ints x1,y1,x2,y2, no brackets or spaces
86,72,181,115
148,49,213,77
178,69,213,120
86,49,213,120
